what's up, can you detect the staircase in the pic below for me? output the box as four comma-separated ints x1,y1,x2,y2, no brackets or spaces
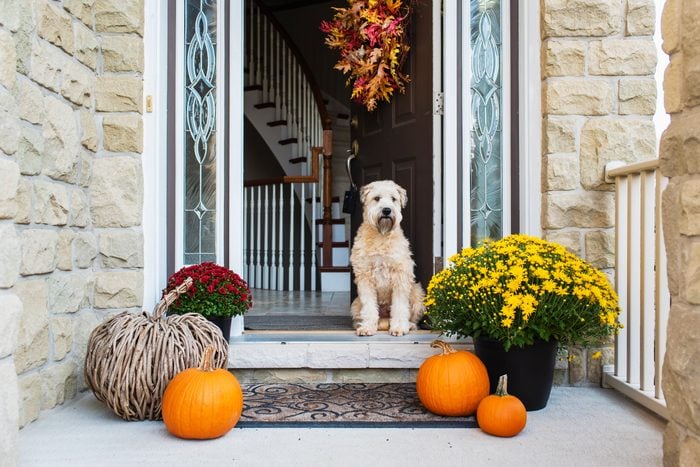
243,0,351,292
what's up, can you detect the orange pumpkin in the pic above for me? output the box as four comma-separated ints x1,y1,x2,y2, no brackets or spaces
476,374,527,437
162,346,243,439
416,340,490,416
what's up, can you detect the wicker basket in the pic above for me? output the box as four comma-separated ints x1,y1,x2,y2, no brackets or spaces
84,278,229,421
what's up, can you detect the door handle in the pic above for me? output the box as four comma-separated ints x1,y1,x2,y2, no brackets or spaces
346,139,359,187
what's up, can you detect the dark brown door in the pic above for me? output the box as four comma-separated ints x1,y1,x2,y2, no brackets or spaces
349,1,433,287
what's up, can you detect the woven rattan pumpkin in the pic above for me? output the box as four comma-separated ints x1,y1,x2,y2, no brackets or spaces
84,278,229,421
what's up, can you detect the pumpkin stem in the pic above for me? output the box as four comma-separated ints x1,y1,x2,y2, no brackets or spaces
154,277,194,318
430,340,457,355
496,374,509,396
198,346,215,372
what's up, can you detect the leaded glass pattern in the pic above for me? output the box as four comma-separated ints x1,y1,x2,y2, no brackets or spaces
469,0,503,246
184,0,218,265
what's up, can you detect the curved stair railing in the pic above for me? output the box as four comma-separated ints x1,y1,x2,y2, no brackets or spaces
244,0,334,291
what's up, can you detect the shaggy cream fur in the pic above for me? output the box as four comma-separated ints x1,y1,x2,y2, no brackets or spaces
350,180,425,336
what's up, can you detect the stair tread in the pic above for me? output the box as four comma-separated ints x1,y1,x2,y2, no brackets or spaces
319,266,352,272
279,137,297,145
267,120,287,127
288,157,306,164
255,102,275,109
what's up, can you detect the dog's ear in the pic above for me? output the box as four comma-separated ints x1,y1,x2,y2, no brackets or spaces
398,186,407,207
360,184,372,205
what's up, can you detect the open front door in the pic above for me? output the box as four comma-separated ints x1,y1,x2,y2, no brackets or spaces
349,0,433,287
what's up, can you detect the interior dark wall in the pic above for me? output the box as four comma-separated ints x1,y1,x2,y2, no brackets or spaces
244,118,285,180
274,0,350,107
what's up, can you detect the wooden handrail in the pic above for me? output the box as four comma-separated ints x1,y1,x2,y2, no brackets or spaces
244,147,321,187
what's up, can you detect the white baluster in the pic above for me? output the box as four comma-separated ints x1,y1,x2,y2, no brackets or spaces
655,173,669,400
243,187,249,282
263,184,270,289
275,31,281,120
255,185,262,289
311,181,317,291
278,183,285,290
255,5,261,86
627,174,641,386
640,170,655,392
262,17,268,102
615,174,628,380
299,183,306,291
288,182,295,290
270,183,277,290
249,187,256,287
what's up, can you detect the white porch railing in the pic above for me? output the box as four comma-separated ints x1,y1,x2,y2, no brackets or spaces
603,159,670,420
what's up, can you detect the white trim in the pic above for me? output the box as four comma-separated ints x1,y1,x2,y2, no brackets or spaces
501,0,512,237
431,0,442,271
518,0,542,236
174,3,185,269
215,0,227,264
142,0,169,309
460,0,470,248
442,0,460,261
229,0,245,336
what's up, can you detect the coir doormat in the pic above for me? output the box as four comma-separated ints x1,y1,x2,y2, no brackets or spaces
238,383,477,428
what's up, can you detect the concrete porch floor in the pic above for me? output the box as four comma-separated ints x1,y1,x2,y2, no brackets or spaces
19,386,665,466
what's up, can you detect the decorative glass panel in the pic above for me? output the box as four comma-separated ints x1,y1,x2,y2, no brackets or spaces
184,0,218,264
469,0,503,246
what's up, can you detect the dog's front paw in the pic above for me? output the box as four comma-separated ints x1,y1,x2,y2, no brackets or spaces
389,322,411,336
356,325,377,336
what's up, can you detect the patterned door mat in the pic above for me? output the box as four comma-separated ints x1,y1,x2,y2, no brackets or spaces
243,315,353,331
238,383,478,428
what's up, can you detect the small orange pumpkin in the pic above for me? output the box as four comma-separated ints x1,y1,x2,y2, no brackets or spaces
162,346,243,439
416,340,490,416
476,374,527,437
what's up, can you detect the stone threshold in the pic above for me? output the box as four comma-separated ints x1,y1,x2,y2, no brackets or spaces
228,330,472,369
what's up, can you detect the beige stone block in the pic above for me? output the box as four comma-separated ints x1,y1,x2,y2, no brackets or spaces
235,369,328,384
681,0,700,63
74,231,98,268
17,124,44,175
16,77,45,125
64,0,95,27
61,60,94,108
79,110,98,152
90,157,143,227
27,37,68,95
0,0,22,31
40,361,77,410
99,230,143,268
13,279,50,374
37,0,75,54
544,154,579,191
0,159,20,219
626,0,655,36
543,0,622,37
619,78,656,115
71,311,100,389
32,180,69,226
69,188,89,228
13,4,33,75
0,294,22,358
542,40,585,77
567,346,586,385
662,181,681,297
662,303,700,433
95,75,142,113
663,420,682,467
685,241,700,304
663,53,683,114
684,59,700,109
543,79,613,116
543,191,614,229
334,369,412,383
679,435,700,467
0,359,18,464
103,114,143,153
48,271,94,313
18,372,41,428
56,230,74,271
20,229,58,276
0,224,21,288
544,230,581,255
544,117,577,154
0,29,16,89
0,88,19,155
659,121,685,177
584,230,615,268
79,150,93,188
95,0,143,35
94,271,143,309
580,118,656,190
680,179,700,236
589,39,656,76
50,316,73,360
14,178,31,225
73,22,98,71
586,345,613,384
42,95,80,183
661,0,680,54
102,35,144,72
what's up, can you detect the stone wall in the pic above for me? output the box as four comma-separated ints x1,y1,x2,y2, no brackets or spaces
541,0,657,384
659,0,700,464
0,0,144,462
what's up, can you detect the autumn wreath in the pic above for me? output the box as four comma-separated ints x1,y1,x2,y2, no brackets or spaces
320,0,411,111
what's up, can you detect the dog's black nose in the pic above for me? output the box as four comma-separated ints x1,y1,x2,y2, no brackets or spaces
382,208,392,216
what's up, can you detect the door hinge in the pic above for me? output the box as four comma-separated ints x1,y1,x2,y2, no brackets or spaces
433,91,444,116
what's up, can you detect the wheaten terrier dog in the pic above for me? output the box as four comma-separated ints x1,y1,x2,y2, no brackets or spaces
350,180,425,336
